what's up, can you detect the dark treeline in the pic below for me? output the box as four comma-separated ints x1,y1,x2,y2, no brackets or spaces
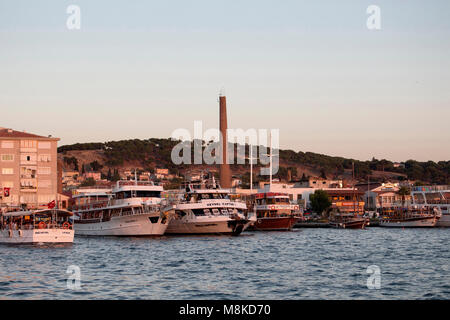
58,139,450,185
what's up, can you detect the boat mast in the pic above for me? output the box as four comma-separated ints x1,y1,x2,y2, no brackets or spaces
269,132,272,188
250,143,253,191
352,162,356,215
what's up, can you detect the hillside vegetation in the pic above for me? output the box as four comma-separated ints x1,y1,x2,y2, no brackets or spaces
58,138,450,185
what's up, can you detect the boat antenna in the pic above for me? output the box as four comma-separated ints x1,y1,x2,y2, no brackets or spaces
269,131,272,188
352,162,356,216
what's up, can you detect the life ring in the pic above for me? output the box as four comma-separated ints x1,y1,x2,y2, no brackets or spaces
257,219,262,224
62,222,71,229
269,206,275,211
38,221,47,229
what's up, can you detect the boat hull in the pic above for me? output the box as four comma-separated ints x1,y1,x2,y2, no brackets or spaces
74,213,168,236
166,217,252,236
248,216,299,231
329,218,369,229
436,214,450,227
0,228,74,244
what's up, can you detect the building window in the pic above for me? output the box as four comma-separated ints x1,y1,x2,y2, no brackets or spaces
20,167,36,178
20,194,36,204
20,179,37,189
1,168,14,175
1,141,14,148
38,154,51,162
1,154,14,161
20,154,36,163
38,142,51,149
38,167,51,175
20,140,37,148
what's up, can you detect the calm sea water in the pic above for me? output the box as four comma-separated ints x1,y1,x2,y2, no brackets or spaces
1,228,449,300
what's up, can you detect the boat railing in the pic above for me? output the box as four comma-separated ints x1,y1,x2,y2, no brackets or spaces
1,222,74,231
72,200,110,211
117,180,159,187
108,204,161,218
412,185,450,192
423,199,450,205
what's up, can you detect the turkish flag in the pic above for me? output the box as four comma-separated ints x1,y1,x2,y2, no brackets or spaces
4,188,10,197
47,200,56,209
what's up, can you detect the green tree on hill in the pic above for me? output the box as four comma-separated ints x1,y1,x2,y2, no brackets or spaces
80,177,96,187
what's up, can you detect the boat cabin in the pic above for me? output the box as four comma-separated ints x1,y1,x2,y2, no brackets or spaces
0,209,73,231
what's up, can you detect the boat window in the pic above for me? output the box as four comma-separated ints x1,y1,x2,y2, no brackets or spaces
192,209,206,216
203,209,211,215
220,209,228,215
176,210,186,217
149,217,159,224
212,209,220,215
136,191,161,198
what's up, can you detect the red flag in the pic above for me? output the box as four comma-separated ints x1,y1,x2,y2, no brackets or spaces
47,200,56,209
4,188,10,197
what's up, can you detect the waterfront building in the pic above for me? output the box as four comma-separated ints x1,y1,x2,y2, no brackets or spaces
0,127,59,209
356,182,409,210
293,176,343,189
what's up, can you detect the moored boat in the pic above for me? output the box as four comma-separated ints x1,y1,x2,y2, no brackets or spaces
328,212,369,229
164,176,254,236
379,206,441,228
71,180,170,236
249,192,301,231
411,185,450,227
0,208,74,244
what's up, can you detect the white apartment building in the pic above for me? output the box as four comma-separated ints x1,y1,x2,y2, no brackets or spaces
0,127,59,209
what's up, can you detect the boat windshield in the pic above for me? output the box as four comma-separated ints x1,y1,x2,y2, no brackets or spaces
197,193,228,200
116,190,161,199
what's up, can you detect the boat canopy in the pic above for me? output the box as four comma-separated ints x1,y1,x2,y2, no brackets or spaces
1,209,73,217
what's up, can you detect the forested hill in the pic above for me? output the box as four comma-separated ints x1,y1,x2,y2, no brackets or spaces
58,138,450,185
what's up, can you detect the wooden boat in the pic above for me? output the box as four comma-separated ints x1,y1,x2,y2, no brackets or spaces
328,162,369,230
379,206,441,228
328,213,369,229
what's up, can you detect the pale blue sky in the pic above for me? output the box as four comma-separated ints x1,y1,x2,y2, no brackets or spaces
1,0,449,162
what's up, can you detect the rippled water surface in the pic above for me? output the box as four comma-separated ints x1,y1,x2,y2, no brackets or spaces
1,228,449,299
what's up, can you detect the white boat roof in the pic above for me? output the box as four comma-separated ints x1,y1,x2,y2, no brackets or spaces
2,209,73,217
113,180,163,193
113,185,164,193
189,189,231,194
73,191,110,199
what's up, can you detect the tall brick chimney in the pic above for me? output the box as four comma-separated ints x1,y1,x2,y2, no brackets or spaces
219,95,232,188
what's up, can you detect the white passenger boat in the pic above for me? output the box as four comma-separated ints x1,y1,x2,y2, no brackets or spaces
411,185,450,227
164,178,255,236
72,181,170,236
0,208,74,244
379,206,441,228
